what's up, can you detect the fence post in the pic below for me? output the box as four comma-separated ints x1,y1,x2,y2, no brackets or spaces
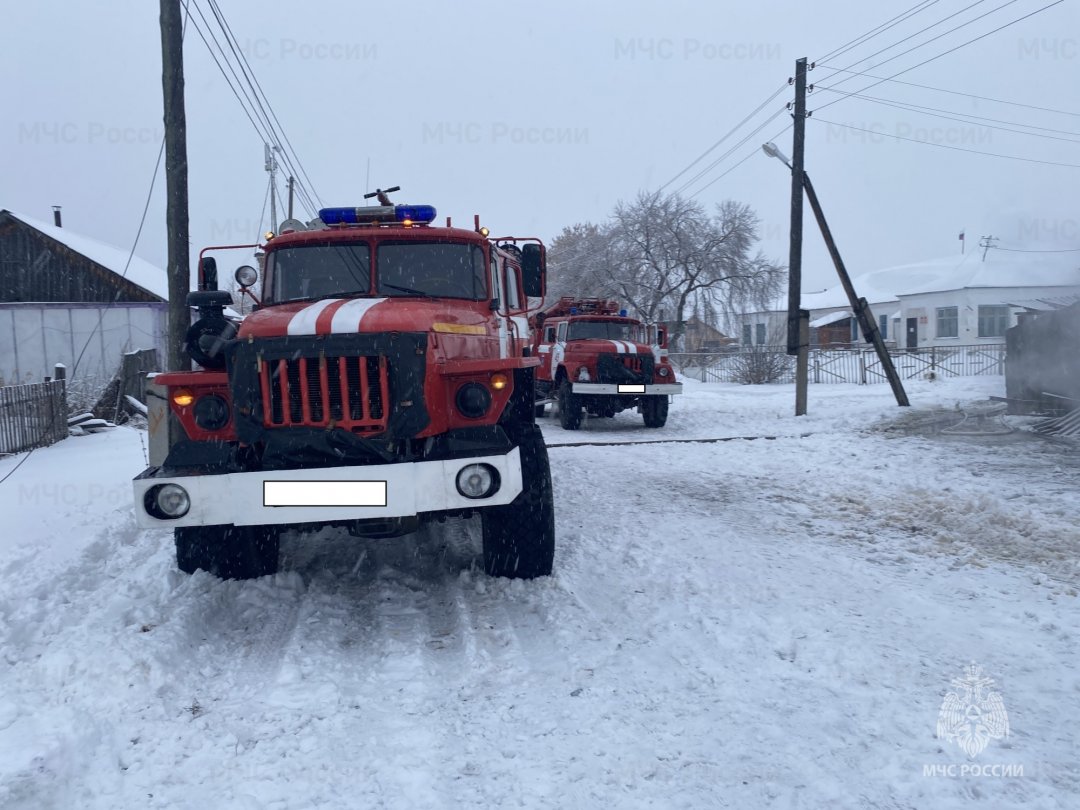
860,351,867,385
813,352,820,384
931,347,937,374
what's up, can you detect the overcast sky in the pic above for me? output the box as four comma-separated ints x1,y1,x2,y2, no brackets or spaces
3,0,1077,293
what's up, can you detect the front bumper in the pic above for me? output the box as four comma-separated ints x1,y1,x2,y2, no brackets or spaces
133,447,522,529
571,383,683,396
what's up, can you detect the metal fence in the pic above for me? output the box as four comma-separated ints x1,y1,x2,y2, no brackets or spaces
670,344,1007,385
0,379,68,453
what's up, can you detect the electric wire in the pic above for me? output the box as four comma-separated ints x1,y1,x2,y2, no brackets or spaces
813,89,1080,136
815,0,1001,90
205,0,324,211
803,66,1080,118
674,107,789,196
658,83,789,192
814,0,942,64
813,0,1066,116
822,92,1080,143
811,117,1080,168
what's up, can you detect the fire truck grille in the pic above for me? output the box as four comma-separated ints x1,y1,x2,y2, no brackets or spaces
597,353,654,384
261,354,389,432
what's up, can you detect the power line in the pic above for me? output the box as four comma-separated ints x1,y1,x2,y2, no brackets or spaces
205,0,324,211
822,91,1080,143
687,122,794,199
812,116,1080,168
815,0,943,64
816,0,1001,90
803,66,1080,118
674,107,789,196
813,0,1067,116
659,83,789,192
181,0,321,217
813,89,1080,136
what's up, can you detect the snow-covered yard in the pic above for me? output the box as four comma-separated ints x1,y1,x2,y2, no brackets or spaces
1,376,1077,808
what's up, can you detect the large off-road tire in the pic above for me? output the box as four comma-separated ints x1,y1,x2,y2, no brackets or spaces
557,378,582,430
481,426,555,579
534,402,547,418
642,396,669,428
175,524,280,580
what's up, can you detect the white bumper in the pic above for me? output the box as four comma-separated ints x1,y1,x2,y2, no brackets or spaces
133,448,523,529
571,382,683,396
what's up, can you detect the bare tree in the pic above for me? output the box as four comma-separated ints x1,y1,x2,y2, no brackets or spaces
546,192,783,344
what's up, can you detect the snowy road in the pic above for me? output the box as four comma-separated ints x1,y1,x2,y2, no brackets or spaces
1,377,1078,808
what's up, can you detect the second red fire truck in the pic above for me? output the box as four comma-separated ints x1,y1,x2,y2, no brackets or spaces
531,297,682,430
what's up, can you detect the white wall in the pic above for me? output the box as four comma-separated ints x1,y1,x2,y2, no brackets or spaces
896,286,1078,348
0,302,167,385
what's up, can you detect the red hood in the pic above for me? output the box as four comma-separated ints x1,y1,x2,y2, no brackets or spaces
239,297,492,339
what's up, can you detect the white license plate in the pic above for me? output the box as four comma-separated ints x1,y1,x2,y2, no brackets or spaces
618,384,646,394
263,480,388,507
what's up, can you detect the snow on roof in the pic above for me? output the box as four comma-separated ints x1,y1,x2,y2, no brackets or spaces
808,310,851,328
3,209,170,301
802,249,1080,310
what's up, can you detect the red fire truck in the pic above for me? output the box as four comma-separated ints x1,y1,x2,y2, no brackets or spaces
532,297,682,430
133,197,554,580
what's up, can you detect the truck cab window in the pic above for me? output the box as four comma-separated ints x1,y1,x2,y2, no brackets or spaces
377,241,486,299
269,243,371,302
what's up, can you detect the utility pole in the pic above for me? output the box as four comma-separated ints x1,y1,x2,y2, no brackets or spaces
787,57,809,416
802,175,909,407
980,235,998,261
160,0,190,372
265,144,279,231
287,175,295,220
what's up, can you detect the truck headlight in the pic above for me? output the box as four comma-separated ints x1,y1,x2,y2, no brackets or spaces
657,366,670,378
455,382,492,419
456,464,500,499
193,394,230,430
145,483,191,519
577,366,590,382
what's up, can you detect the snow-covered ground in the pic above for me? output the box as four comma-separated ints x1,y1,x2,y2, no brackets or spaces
1,376,1078,809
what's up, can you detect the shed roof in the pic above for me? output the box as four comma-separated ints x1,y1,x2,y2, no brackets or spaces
2,209,169,301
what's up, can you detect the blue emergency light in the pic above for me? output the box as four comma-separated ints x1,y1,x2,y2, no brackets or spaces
319,204,437,226
619,309,628,317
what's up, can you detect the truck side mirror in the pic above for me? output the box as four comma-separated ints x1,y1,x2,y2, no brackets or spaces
657,327,667,348
521,244,545,297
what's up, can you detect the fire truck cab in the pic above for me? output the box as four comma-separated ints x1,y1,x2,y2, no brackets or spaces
133,199,554,581
532,297,682,430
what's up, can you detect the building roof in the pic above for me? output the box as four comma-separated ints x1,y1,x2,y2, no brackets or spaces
803,249,1080,310
2,209,169,301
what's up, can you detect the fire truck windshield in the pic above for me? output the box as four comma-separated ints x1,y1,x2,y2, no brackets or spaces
376,241,487,300
567,320,642,341
269,243,371,302
267,240,488,303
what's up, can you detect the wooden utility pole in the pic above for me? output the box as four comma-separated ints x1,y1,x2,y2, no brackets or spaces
788,57,809,416
287,176,295,220
802,174,909,407
160,0,190,371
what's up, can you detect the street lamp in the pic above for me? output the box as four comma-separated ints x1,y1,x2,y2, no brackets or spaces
761,142,792,169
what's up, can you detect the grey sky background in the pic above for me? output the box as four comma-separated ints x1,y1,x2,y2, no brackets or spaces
2,0,1077,294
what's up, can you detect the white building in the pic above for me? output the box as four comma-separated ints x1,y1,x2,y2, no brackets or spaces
736,248,1080,350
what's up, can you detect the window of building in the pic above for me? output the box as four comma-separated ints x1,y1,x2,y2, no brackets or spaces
850,318,859,343
755,323,766,345
978,305,1010,337
879,314,888,340
742,324,752,345
936,306,958,338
